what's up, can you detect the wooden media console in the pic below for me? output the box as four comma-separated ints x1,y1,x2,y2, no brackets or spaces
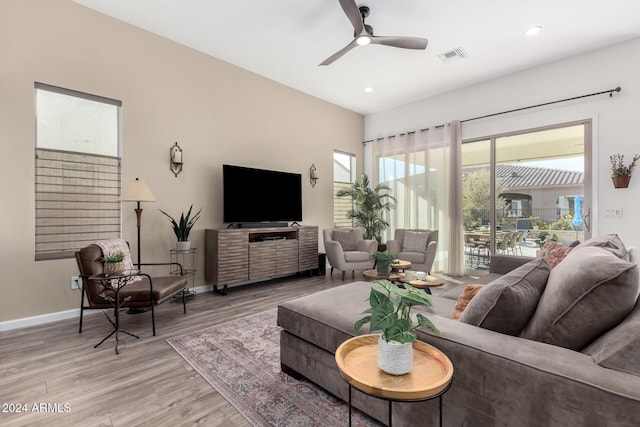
204,225,318,294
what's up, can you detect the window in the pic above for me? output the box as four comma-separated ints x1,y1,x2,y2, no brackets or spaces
462,122,590,267
35,83,122,260
333,151,356,227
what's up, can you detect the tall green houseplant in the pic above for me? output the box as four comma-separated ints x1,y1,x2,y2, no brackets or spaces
336,174,396,241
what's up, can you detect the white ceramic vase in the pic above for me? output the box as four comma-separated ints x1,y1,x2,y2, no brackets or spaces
176,241,191,252
377,334,413,375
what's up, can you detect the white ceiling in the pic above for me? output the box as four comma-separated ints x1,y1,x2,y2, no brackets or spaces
73,0,640,115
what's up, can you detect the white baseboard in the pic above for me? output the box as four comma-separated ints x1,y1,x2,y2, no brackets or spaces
0,284,214,332
0,309,85,332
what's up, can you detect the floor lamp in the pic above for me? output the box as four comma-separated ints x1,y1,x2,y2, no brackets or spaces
121,178,156,269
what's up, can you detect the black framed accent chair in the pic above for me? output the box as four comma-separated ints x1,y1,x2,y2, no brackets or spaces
323,228,378,280
386,229,439,274
76,241,187,337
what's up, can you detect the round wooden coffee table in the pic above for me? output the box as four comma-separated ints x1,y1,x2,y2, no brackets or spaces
336,334,454,427
391,260,412,272
400,274,445,294
363,269,405,282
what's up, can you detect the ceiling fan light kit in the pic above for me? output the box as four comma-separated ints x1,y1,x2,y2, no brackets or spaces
357,35,371,45
320,0,428,66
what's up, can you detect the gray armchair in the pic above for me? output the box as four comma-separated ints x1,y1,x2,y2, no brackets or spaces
323,228,378,280
386,229,438,273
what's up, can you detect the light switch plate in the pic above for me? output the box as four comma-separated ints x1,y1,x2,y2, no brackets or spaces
604,208,623,218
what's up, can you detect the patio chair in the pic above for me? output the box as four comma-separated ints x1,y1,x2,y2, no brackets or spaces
514,230,527,255
507,231,522,255
496,232,513,254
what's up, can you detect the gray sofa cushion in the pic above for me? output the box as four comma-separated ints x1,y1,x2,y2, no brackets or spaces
521,246,639,350
574,233,629,260
332,230,357,251
459,257,550,335
396,251,426,264
344,251,370,262
583,299,640,376
402,230,430,251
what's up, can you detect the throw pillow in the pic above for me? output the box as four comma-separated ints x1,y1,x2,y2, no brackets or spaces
574,233,629,260
538,241,573,269
520,245,639,351
582,300,640,377
333,230,357,251
402,230,430,252
459,257,550,335
451,284,485,320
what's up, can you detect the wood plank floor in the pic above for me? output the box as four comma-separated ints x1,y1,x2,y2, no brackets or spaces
0,271,469,427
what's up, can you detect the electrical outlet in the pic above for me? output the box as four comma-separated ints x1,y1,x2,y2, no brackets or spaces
71,276,81,289
604,208,623,218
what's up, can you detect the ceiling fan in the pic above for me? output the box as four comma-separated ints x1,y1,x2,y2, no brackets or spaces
319,0,428,66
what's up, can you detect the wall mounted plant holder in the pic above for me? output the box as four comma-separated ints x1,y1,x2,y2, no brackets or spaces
612,175,631,188
170,142,183,177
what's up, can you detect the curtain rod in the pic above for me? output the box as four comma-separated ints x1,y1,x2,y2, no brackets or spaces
363,86,621,143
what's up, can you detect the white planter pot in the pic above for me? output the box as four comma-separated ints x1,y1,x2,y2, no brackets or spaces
176,241,191,252
377,334,413,375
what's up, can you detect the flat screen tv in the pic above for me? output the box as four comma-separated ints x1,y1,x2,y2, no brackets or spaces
223,164,302,224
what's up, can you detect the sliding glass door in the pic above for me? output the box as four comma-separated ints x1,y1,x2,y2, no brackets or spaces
462,122,590,269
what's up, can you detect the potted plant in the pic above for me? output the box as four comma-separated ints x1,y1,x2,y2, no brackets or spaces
535,231,558,249
370,250,396,275
610,153,640,188
103,251,125,275
355,280,440,375
336,174,396,242
160,204,202,251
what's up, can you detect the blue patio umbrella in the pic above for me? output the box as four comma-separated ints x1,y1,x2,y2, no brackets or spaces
572,195,583,228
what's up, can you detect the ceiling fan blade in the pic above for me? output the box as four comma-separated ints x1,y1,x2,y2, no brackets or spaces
319,39,359,66
371,36,428,50
338,0,364,34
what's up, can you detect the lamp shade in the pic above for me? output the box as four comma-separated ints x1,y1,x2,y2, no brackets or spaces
121,178,156,202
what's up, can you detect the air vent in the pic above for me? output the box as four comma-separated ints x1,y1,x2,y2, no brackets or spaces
437,47,468,63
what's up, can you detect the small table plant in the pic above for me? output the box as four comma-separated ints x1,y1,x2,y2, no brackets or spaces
355,279,440,375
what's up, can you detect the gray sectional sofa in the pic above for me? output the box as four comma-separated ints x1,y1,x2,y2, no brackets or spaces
278,235,640,426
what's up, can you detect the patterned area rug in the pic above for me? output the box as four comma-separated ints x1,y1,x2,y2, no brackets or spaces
167,308,381,427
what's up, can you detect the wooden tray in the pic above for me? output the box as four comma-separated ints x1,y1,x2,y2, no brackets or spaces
335,334,453,401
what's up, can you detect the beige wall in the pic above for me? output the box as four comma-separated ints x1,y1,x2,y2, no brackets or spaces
0,0,364,323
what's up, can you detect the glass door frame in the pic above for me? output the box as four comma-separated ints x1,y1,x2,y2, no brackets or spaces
463,119,592,256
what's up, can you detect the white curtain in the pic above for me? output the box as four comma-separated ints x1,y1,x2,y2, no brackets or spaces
366,121,465,276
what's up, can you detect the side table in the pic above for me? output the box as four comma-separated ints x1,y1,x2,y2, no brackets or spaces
89,270,149,354
335,334,454,427
362,269,405,282
391,259,412,272
399,273,445,294
170,248,197,298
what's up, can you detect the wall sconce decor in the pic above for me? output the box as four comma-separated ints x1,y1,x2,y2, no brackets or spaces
310,164,319,187
170,142,183,177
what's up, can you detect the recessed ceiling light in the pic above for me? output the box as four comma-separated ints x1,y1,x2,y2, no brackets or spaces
525,26,542,36
364,87,373,93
